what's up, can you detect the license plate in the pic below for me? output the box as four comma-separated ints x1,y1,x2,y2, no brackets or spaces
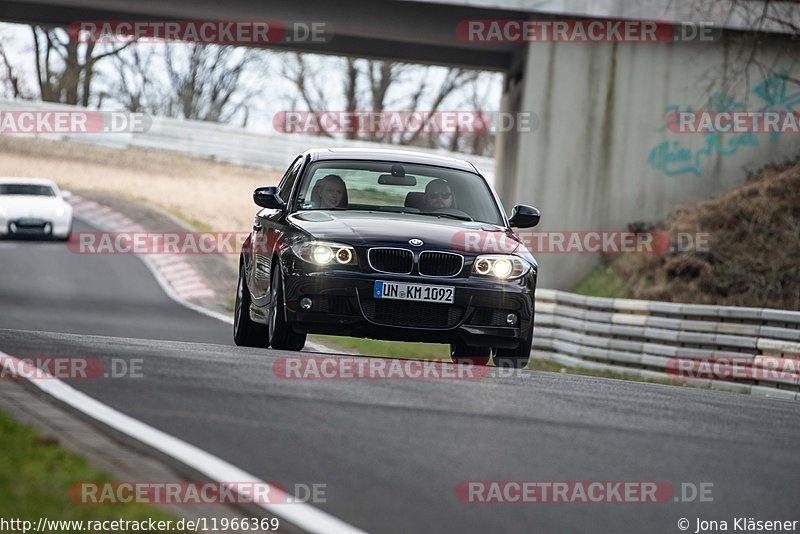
374,281,455,304
16,218,44,226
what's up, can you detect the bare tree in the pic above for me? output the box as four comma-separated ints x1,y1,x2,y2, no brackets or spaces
103,42,265,126
447,73,494,156
281,53,340,137
0,42,32,99
30,25,131,105
160,43,263,124
679,0,800,102
397,66,479,148
107,46,162,114
280,54,487,153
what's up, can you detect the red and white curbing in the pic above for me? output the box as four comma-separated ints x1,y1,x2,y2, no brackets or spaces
68,195,216,301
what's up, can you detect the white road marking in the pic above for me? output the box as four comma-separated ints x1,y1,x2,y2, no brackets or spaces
171,278,206,289
0,351,366,534
160,263,195,275
150,255,184,267
177,289,216,300
163,271,200,283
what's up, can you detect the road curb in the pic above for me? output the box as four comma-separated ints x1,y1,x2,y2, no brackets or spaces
69,195,217,301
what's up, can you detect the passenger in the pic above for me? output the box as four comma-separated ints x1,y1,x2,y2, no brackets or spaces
312,174,348,208
422,179,454,211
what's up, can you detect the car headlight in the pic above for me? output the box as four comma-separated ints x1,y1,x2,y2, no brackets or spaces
291,241,357,266
56,206,66,217
472,254,530,279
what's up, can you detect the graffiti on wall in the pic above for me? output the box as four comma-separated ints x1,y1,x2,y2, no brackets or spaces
648,71,800,177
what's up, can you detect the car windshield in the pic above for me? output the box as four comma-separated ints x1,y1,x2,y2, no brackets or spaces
295,160,503,225
0,184,56,197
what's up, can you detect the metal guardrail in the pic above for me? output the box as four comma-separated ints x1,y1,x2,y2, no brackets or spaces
532,289,800,400
0,99,496,180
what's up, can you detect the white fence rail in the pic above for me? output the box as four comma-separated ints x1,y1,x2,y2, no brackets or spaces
0,99,496,180
533,289,800,400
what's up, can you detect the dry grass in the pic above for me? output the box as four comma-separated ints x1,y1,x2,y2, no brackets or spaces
614,160,800,309
0,137,282,233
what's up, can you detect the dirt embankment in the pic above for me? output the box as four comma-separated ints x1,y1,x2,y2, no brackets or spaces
0,137,282,233
616,160,800,310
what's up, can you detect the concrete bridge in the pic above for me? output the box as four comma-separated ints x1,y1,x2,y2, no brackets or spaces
4,0,799,287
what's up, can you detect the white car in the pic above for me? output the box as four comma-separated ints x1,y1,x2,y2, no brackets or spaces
0,178,73,240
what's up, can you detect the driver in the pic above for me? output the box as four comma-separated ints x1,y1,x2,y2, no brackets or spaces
422,179,454,211
312,174,348,208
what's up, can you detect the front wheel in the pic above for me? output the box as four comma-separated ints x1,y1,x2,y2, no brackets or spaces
54,223,72,241
494,327,533,369
450,344,492,366
268,265,307,351
233,262,269,348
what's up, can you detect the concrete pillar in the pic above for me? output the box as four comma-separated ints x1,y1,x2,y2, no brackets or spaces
505,34,800,289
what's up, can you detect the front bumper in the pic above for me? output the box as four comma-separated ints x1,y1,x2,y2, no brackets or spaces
281,267,535,349
0,216,72,238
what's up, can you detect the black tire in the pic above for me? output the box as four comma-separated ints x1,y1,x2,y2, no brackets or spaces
54,223,72,241
62,221,73,241
269,264,307,351
233,262,269,348
494,327,533,369
450,344,492,366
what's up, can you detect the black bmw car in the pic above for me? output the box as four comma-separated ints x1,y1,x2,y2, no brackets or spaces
234,148,540,368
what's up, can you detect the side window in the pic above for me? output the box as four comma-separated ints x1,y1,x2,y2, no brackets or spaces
278,156,303,202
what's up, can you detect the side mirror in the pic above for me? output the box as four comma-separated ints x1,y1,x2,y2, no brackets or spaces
509,205,540,228
61,190,72,200
253,186,285,209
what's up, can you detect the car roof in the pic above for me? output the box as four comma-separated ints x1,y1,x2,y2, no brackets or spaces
0,177,58,187
305,148,481,174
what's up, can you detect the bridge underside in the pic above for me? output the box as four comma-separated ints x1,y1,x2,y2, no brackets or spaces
0,0,525,70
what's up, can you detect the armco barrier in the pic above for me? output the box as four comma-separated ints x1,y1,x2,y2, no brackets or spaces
532,289,800,400
0,99,496,180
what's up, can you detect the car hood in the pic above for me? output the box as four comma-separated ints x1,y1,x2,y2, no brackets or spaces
0,196,68,218
288,210,521,254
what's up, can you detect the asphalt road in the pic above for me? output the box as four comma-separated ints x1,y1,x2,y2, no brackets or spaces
1,221,799,533
0,220,230,344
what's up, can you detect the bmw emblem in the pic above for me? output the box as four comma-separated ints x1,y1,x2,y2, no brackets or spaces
409,238,423,246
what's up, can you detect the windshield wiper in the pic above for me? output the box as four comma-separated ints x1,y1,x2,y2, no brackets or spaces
379,208,418,215
415,212,474,222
